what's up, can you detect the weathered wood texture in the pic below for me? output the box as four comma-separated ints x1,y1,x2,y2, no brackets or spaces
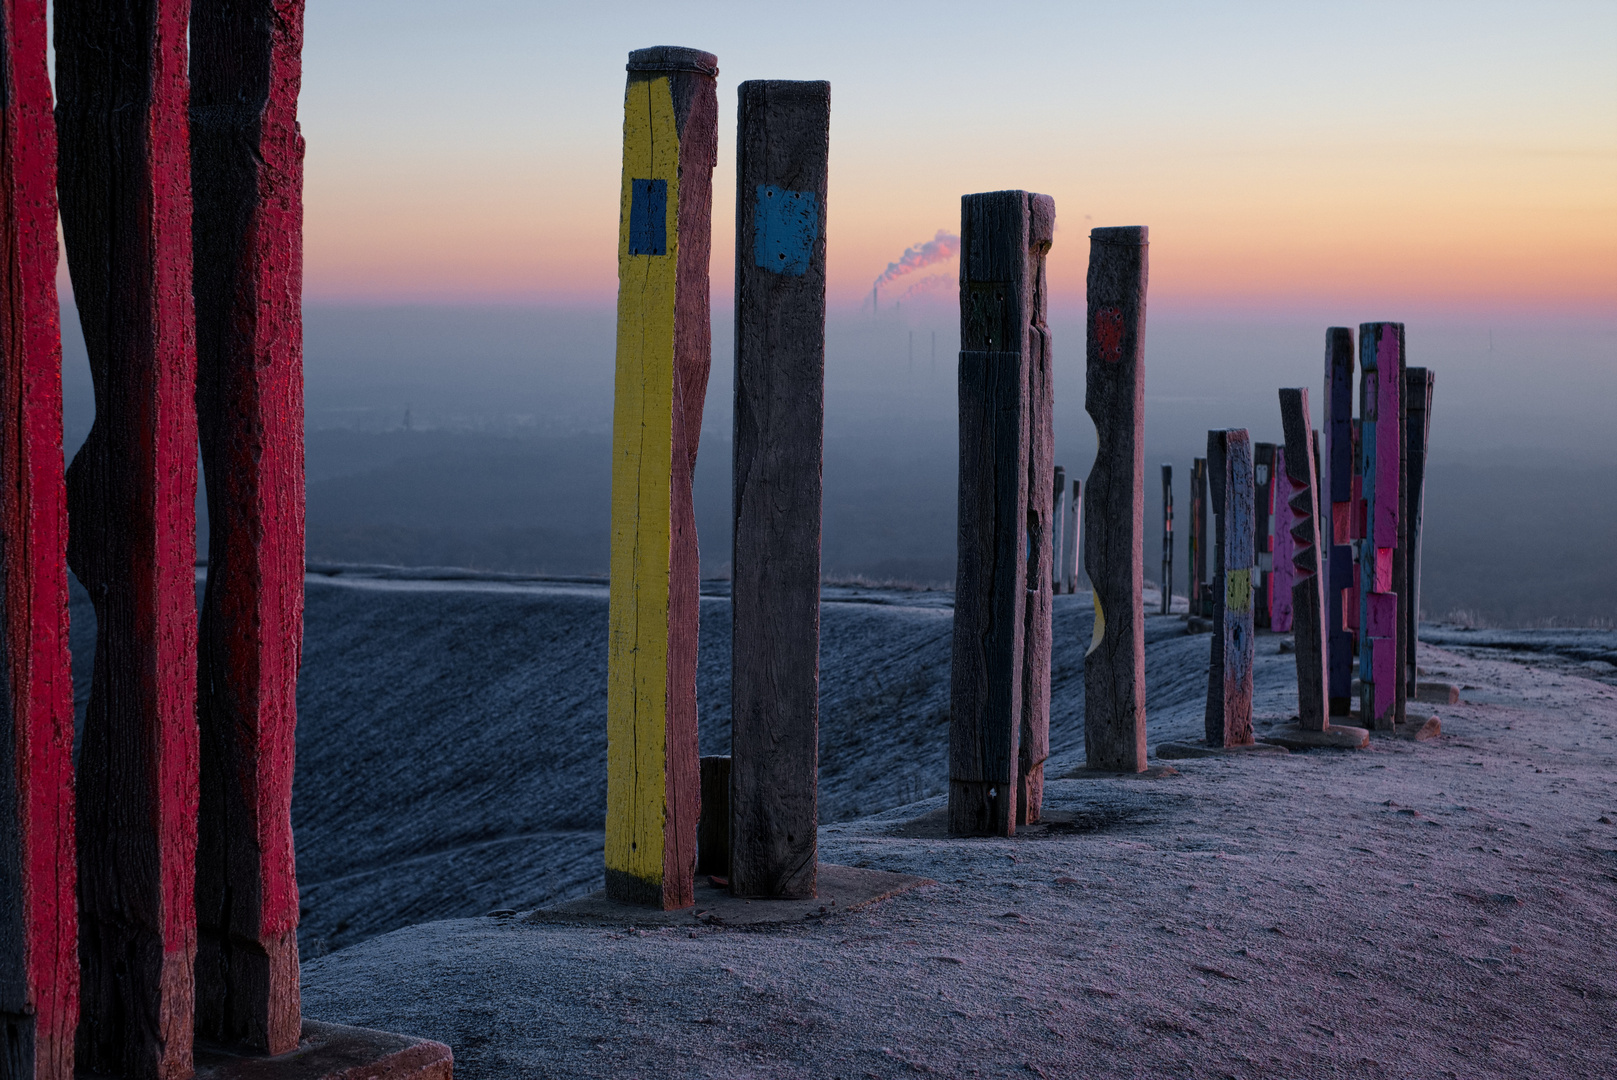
696,756,730,878
190,0,306,1054
55,1,200,1074
1280,390,1328,730
606,46,718,909
0,4,77,1076
1205,429,1255,747
1358,323,1404,729
1065,480,1082,594
730,79,828,898
1160,464,1173,615
1323,328,1355,715
1252,443,1276,629
1051,467,1065,592
1269,448,1295,634
1189,457,1208,617
1403,367,1433,695
950,190,1055,834
1082,226,1148,772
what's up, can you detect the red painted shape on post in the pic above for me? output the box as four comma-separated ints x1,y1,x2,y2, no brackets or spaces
191,0,307,1053
1372,333,1402,552
55,0,200,1073
0,3,79,1075
1093,307,1125,363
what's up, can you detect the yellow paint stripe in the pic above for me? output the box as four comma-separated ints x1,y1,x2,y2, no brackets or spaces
606,74,681,894
1087,590,1105,657
1226,568,1252,614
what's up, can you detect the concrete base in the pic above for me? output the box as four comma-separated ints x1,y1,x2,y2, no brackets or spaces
1062,764,1181,780
1154,741,1290,760
529,863,932,928
1414,682,1461,705
1396,711,1442,740
1259,723,1370,751
190,1020,452,1079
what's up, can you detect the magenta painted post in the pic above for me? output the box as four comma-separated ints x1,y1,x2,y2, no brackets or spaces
1269,447,1295,633
1358,323,1404,728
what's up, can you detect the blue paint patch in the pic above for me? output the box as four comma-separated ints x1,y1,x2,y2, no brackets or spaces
628,179,667,256
753,185,817,276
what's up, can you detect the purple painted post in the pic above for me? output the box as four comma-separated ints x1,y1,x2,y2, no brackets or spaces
1358,323,1403,729
1269,446,1295,633
1324,328,1355,715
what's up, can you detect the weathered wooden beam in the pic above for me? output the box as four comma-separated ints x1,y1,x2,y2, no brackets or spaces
1358,323,1404,729
729,78,828,899
1065,479,1083,594
1403,367,1434,696
0,4,78,1076
606,46,718,909
1253,442,1276,630
696,755,731,879
950,190,1054,834
1280,390,1328,730
189,0,306,1054
1323,328,1355,715
1019,197,1055,825
55,0,200,1072
1269,447,1295,634
1082,226,1148,773
1189,457,1208,618
1051,466,1066,592
1205,429,1255,747
1164,466,1176,610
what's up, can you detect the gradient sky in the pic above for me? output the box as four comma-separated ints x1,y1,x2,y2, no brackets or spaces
296,0,1615,312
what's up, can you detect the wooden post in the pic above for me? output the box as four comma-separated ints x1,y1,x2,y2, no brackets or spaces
606,46,718,909
56,0,200,1073
0,4,78,1076
1403,367,1434,696
189,0,305,1053
1082,226,1148,773
1269,447,1295,633
950,190,1054,835
1189,457,1208,618
1066,479,1082,594
1358,323,1403,729
1051,466,1066,592
730,79,828,899
1253,442,1276,630
1205,429,1255,747
1280,390,1328,730
1160,464,1173,614
1324,328,1355,715
696,756,731,878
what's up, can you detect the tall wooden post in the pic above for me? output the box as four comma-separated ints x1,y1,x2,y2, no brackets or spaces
0,4,78,1076
1189,457,1208,618
950,190,1054,835
1065,480,1082,594
55,1,200,1074
730,79,828,900
1358,323,1403,729
1205,429,1255,747
1165,465,1175,611
1269,447,1295,633
1253,442,1276,629
190,0,305,1052
1324,328,1355,715
1279,390,1328,730
1082,226,1148,773
1051,466,1066,592
606,47,718,908
1403,367,1434,696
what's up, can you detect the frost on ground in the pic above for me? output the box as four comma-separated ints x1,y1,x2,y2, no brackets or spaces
279,572,1617,1079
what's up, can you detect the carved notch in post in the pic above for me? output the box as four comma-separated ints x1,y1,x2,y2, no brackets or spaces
1403,367,1434,697
189,0,306,1053
1358,323,1404,730
1189,457,1208,618
1324,328,1355,715
1160,464,1174,615
1082,226,1148,772
1280,389,1329,730
55,0,200,1074
950,190,1054,835
0,3,78,1076
606,46,718,909
1205,429,1255,747
730,78,828,899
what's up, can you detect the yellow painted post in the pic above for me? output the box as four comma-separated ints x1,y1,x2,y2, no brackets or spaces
605,46,718,909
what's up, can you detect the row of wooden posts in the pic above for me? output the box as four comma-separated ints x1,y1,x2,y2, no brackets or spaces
608,47,1441,912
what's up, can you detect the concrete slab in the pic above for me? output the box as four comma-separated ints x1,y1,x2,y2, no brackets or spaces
1259,724,1370,751
1155,741,1290,760
527,863,933,928
1414,682,1461,704
1394,711,1442,741
192,1020,452,1079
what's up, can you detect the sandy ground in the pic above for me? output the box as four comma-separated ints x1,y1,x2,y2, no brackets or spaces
298,636,1617,1079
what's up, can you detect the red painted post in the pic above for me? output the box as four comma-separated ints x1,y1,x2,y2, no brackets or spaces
0,3,79,1077
190,0,306,1054
55,1,201,1075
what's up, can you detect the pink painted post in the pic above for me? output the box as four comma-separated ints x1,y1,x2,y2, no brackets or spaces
1358,323,1403,728
0,3,79,1077
1269,447,1295,633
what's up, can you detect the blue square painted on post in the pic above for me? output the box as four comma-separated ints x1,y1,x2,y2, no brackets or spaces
628,179,667,256
753,185,817,276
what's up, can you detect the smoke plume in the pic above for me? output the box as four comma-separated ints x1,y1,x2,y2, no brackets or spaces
872,230,960,303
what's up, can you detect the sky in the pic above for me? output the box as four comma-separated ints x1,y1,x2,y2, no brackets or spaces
293,0,1616,314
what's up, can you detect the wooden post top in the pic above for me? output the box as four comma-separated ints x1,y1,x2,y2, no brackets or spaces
627,46,718,75
1090,225,1147,245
